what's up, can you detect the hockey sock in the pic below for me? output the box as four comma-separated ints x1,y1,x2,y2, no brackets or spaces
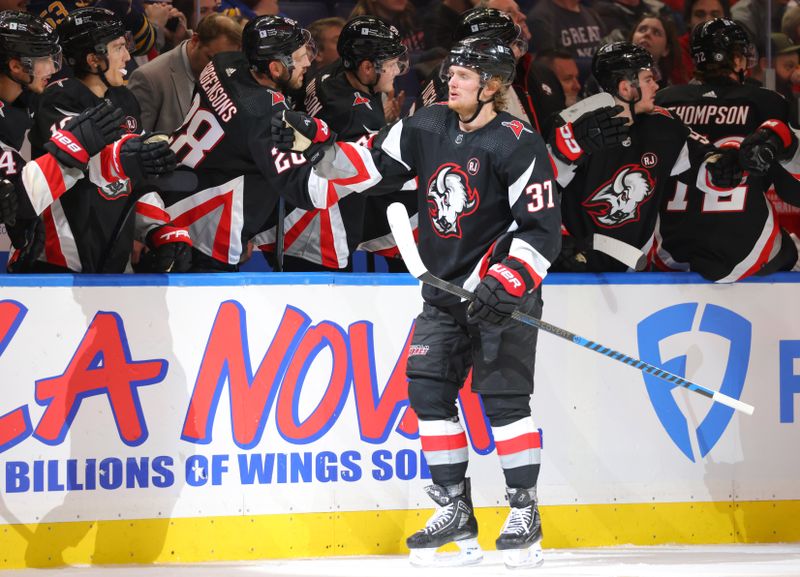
491,417,541,489
418,418,469,487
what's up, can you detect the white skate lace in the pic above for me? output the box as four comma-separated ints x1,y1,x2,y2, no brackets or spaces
501,506,532,536
423,503,455,534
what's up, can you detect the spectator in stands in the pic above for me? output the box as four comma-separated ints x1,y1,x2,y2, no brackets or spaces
592,0,672,45
350,0,425,53
308,17,345,73
676,0,729,86
196,0,222,26
731,0,790,59
128,13,242,133
537,49,581,105
481,0,531,44
749,33,800,125
527,0,606,82
143,0,191,54
630,13,687,86
424,0,474,51
782,6,800,45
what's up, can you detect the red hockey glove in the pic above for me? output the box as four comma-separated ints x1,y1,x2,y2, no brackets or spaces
141,224,193,273
44,100,125,170
119,134,178,182
0,179,17,226
739,119,798,175
705,144,743,189
271,110,337,165
467,257,538,325
550,105,628,163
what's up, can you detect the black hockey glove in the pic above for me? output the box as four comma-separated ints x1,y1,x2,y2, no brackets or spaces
139,224,193,273
43,100,125,170
6,217,45,273
0,179,17,226
271,110,337,165
739,119,799,175
467,257,538,325
550,105,628,164
704,146,744,189
120,134,178,183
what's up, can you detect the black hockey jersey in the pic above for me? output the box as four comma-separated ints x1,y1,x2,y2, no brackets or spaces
254,67,386,268
28,78,144,273
141,52,345,270
0,95,88,260
554,107,715,272
413,54,565,137
316,104,562,306
654,79,800,281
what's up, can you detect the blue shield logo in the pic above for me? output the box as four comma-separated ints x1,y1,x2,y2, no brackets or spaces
637,303,751,461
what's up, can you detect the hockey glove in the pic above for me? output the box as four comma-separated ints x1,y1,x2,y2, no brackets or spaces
739,119,799,175
705,145,744,189
119,134,178,183
467,257,538,325
271,110,337,165
0,179,17,226
550,105,628,164
44,100,125,170
140,224,193,273
6,217,45,273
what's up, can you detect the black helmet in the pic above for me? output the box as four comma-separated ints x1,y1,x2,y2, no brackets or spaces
592,41,654,94
242,15,314,74
440,36,516,85
453,7,527,55
0,10,61,75
338,16,408,74
57,8,125,68
690,17,754,71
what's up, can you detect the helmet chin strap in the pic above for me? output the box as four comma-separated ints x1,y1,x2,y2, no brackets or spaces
89,56,113,89
616,76,642,118
459,85,492,124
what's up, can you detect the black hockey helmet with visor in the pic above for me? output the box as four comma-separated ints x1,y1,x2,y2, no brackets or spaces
439,36,516,86
690,17,756,73
453,8,527,56
338,16,408,76
0,10,62,78
243,15,316,75
57,8,128,68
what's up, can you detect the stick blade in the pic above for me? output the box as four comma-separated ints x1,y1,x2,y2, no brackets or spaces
387,202,427,278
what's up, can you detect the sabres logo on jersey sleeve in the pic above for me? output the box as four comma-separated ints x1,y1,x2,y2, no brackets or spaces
583,164,655,228
501,119,533,140
426,163,479,238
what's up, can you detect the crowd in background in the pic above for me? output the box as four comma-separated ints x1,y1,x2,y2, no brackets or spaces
1,0,799,279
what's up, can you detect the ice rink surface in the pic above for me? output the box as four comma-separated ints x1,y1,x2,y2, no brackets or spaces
5,545,800,577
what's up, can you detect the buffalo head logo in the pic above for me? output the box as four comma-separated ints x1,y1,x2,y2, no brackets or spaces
426,163,479,238
583,164,655,228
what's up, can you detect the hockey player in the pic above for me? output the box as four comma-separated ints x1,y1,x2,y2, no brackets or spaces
654,18,800,281
273,36,561,568
548,41,744,272
414,6,564,137
256,15,410,271
147,15,357,272
25,7,182,273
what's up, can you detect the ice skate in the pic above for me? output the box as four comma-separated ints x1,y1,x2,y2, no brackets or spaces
496,486,544,569
407,478,483,567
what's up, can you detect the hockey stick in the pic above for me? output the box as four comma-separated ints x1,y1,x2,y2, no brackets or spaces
386,203,755,416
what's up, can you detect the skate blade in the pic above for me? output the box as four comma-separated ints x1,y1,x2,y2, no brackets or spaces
409,538,483,567
502,541,544,569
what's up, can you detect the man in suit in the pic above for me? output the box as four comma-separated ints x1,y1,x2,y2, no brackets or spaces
128,13,242,133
